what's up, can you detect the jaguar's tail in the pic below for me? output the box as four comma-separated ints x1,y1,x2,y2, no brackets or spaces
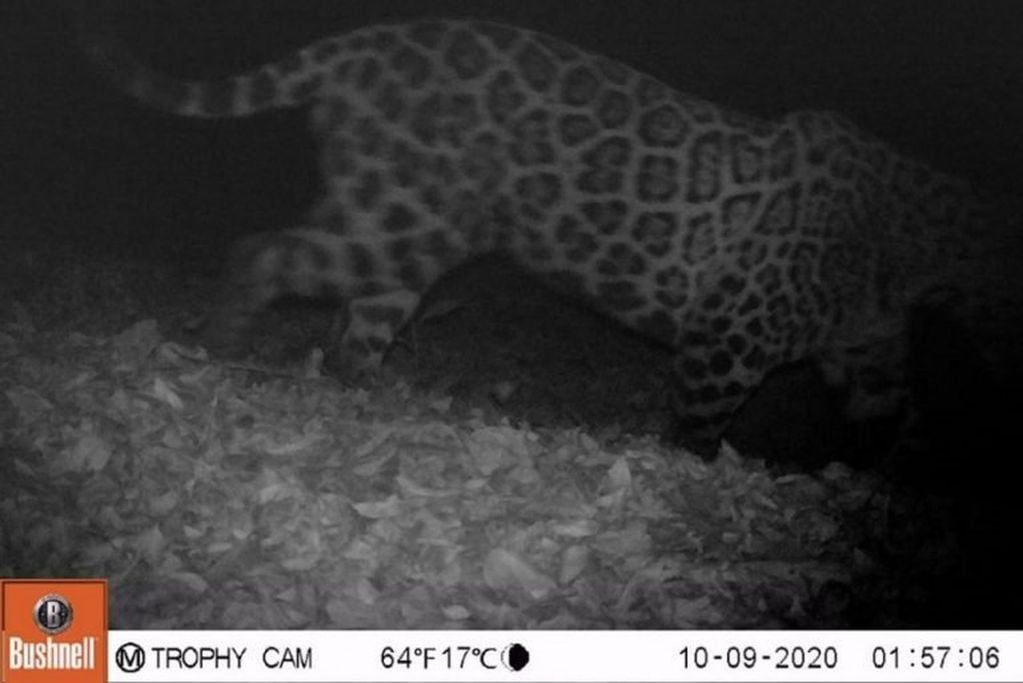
72,4,335,118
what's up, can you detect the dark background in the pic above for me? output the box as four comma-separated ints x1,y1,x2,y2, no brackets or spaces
3,0,1022,263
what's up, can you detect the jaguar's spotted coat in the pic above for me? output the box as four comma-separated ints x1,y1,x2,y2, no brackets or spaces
80,15,1020,455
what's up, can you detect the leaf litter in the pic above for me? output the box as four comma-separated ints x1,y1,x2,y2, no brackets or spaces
0,317,964,628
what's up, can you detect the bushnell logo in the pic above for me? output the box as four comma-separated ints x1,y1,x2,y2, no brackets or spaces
32,593,73,636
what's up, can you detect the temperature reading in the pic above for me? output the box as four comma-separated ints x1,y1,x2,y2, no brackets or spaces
380,645,500,670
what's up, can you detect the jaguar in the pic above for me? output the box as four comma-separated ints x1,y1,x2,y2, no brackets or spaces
78,12,1020,455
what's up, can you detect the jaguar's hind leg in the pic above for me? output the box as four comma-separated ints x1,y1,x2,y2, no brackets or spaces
327,289,422,379
203,228,422,378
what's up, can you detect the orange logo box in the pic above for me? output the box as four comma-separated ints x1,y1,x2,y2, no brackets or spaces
1,579,107,683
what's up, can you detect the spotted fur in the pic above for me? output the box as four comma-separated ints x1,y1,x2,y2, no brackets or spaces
79,16,1020,454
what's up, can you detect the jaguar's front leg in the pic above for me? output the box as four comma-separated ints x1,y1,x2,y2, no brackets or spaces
816,333,909,422
667,330,768,459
